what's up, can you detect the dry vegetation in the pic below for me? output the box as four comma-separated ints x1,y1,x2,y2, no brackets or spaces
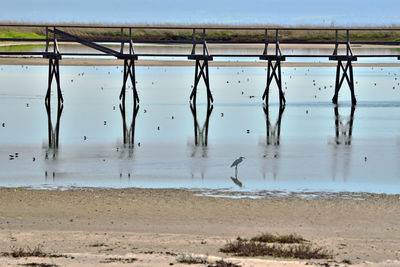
220,233,331,259
0,246,69,259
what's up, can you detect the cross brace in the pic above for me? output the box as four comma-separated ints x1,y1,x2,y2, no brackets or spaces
262,59,286,106
119,58,139,106
332,60,357,105
190,59,213,106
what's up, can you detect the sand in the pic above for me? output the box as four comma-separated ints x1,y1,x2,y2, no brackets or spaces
0,188,399,266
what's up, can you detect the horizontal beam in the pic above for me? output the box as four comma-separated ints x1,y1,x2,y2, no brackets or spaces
0,52,399,58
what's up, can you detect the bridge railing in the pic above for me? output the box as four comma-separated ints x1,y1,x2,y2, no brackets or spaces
0,24,400,58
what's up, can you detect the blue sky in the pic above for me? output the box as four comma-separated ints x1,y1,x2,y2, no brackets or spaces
2,0,400,25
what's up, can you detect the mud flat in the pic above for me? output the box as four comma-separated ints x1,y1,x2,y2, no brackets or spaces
0,188,399,266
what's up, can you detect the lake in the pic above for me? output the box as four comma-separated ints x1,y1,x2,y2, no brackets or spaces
0,46,400,196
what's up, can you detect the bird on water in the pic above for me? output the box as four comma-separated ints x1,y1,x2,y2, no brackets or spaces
231,156,245,177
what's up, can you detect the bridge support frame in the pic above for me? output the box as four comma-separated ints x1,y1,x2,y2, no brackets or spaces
189,56,214,106
119,57,139,107
330,56,357,105
45,55,63,109
260,56,286,106
44,54,63,149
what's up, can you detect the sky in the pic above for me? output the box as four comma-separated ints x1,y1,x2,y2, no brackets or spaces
2,0,400,26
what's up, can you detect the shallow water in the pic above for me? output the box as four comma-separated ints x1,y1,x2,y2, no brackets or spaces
0,62,400,194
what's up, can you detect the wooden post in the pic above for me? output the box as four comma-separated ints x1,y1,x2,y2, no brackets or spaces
45,55,63,149
332,59,357,105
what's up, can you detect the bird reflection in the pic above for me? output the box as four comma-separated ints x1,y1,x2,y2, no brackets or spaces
260,104,285,180
331,105,355,181
188,102,213,179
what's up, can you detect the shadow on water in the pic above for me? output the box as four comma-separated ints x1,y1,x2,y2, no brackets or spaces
260,104,285,181
44,99,63,180
331,105,356,181
188,102,213,179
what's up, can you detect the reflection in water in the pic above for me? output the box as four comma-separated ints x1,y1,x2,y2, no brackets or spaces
260,104,285,180
189,103,213,155
334,105,355,145
120,102,139,147
230,156,245,188
331,105,356,181
44,100,63,180
188,103,213,179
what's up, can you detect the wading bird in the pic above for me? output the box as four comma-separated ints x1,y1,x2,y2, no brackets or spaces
231,156,245,177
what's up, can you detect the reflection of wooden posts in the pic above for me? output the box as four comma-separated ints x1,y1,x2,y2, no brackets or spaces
264,104,285,146
45,97,63,149
190,103,213,147
119,102,139,146
334,105,355,145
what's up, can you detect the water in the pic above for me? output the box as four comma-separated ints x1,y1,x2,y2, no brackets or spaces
0,56,400,195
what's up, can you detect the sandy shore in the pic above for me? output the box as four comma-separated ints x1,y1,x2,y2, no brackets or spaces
0,188,399,266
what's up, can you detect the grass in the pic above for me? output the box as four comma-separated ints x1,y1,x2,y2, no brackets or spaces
0,30,45,39
177,255,209,264
99,257,137,263
177,255,241,267
1,246,68,258
1,23,400,43
88,242,107,247
19,263,58,267
248,233,307,244
220,233,331,260
220,240,331,259
208,260,241,267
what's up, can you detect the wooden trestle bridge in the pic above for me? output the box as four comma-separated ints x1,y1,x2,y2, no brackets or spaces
2,25,398,149
1,25,400,107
